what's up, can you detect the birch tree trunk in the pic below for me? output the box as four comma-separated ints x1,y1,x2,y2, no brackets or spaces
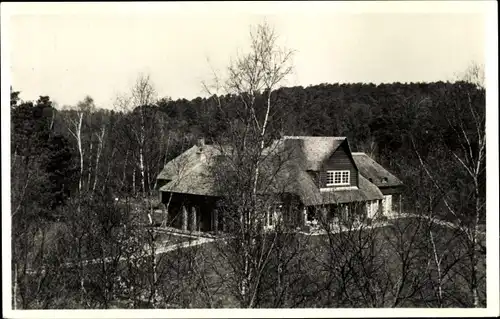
429,229,444,306
76,113,84,193
139,145,145,197
65,97,96,195
93,127,106,193
139,108,146,197
87,142,93,192
66,114,84,193
13,263,18,310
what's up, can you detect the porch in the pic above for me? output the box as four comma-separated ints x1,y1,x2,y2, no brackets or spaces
158,192,402,234
160,192,223,233
299,196,401,231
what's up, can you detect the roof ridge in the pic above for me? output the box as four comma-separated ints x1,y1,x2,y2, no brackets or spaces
352,152,367,155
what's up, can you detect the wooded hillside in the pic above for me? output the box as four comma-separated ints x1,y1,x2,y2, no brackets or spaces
13,80,485,209
10,77,486,308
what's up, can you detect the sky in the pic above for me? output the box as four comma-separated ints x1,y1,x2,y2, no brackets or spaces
5,2,490,109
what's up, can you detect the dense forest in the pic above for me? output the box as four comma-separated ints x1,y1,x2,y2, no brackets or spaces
11,80,485,213
10,79,486,308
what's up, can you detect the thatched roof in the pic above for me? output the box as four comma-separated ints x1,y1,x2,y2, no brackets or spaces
157,144,230,181
300,175,384,206
262,159,383,205
157,137,398,205
157,145,199,181
158,144,230,196
352,152,403,188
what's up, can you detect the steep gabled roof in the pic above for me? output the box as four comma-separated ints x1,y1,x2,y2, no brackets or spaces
157,144,231,181
282,136,346,170
159,159,219,196
233,154,383,204
158,144,234,196
157,137,400,205
352,152,403,188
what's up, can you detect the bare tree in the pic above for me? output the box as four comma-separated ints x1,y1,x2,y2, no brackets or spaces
114,74,158,198
91,119,107,193
200,22,305,308
410,63,486,307
313,202,456,308
204,22,294,197
62,96,100,194
456,61,485,89
313,204,390,307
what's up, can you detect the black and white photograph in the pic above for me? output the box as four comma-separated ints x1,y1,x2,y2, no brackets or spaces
1,1,498,318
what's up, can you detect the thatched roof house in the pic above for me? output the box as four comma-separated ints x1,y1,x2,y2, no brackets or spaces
156,136,404,232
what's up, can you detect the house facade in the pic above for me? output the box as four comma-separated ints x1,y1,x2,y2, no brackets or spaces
156,136,404,233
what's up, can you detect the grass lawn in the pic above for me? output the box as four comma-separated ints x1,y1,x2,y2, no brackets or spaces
18,216,485,309
153,216,486,308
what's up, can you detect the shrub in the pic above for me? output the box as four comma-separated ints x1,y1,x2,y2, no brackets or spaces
377,215,388,222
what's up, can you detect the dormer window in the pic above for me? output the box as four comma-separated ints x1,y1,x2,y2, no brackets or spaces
326,170,350,186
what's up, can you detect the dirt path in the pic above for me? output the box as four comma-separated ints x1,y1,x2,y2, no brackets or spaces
27,231,215,275
78,232,215,266
155,236,215,254
399,213,486,236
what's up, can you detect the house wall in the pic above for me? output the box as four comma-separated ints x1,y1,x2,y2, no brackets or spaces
161,192,306,233
366,200,380,219
379,185,403,195
389,193,402,216
319,143,359,188
382,195,393,216
382,193,403,217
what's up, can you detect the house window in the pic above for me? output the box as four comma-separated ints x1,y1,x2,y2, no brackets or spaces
266,203,282,228
326,170,350,186
306,207,316,222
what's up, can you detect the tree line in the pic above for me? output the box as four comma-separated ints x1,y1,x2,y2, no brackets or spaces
10,22,485,309
10,78,485,215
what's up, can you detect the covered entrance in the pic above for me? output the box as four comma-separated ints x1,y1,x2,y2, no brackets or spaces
160,192,220,232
